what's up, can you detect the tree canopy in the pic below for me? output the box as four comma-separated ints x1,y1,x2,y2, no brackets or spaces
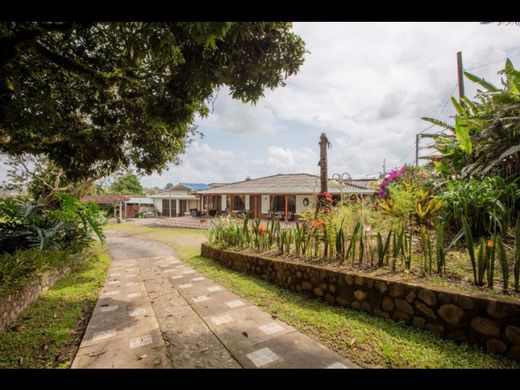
108,171,144,195
0,22,305,181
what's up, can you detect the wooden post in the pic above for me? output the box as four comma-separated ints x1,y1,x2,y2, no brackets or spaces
415,134,419,168
457,51,465,106
317,132,330,213
284,195,288,221
319,133,329,194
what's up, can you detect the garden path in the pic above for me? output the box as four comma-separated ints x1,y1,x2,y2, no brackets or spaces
72,231,357,368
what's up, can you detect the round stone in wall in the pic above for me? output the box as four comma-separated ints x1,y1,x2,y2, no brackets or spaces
418,289,437,306
505,325,520,345
470,317,500,337
486,339,507,354
438,304,465,326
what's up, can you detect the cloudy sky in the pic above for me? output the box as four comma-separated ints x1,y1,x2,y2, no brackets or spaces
140,22,520,188
2,22,520,189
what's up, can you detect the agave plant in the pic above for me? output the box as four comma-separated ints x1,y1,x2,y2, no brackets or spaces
513,214,520,291
496,235,509,292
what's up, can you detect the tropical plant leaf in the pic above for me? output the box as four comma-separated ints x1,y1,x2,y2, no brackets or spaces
454,116,472,154
464,71,499,92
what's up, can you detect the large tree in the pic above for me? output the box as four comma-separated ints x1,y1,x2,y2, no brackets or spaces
0,22,305,182
109,171,144,195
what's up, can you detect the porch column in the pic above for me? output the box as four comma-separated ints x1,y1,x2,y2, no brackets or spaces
176,199,180,217
169,197,172,218
284,195,288,221
254,195,257,219
119,202,123,222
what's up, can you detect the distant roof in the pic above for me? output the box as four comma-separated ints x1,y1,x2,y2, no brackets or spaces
208,183,228,189
199,173,376,195
80,195,130,203
179,183,210,191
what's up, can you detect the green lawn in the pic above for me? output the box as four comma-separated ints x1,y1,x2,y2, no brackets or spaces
105,222,519,368
0,244,111,368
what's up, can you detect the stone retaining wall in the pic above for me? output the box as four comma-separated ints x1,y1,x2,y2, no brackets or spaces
201,243,520,362
0,265,73,331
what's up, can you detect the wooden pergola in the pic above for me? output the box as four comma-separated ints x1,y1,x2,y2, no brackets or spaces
80,195,130,221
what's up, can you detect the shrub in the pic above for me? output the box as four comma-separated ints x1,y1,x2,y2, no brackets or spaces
0,248,72,296
0,194,106,254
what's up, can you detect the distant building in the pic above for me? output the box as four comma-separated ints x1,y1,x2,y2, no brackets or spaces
148,183,210,217
198,173,376,220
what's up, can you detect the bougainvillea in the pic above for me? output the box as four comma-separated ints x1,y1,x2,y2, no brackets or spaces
377,166,407,198
318,192,334,213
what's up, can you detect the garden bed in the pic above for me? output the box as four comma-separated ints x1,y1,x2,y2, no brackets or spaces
202,243,520,363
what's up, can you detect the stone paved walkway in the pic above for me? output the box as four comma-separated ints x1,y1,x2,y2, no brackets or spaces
72,232,358,368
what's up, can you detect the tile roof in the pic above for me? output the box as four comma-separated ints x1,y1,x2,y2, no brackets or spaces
198,173,376,195
80,195,130,203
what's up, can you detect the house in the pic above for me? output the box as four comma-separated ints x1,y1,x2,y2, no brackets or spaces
148,183,211,217
124,196,155,218
80,194,130,220
197,173,376,220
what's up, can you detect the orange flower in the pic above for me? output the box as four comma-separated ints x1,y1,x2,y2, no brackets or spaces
258,224,267,235
309,219,325,229
487,239,494,248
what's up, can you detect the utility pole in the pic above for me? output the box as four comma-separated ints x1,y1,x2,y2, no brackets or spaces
457,51,465,106
382,159,386,174
318,133,329,194
415,134,419,167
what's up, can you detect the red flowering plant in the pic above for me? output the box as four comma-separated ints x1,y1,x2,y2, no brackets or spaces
317,192,334,213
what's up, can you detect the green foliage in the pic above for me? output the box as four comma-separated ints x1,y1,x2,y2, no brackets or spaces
515,216,520,292
0,195,105,254
461,215,477,284
496,236,509,292
108,171,144,195
423,59,520,180
0,22,306,181
435,220,446,276
0,248,72,296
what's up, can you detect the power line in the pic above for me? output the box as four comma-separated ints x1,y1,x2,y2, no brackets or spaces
465,52,520,71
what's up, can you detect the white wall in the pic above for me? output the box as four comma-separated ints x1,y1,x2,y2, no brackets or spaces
153,198,163,213
221,195,227,211
261,195,269,214
296,194,315,214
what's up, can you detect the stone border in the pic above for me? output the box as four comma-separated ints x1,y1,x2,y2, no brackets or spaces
201,243,520,363
0,264,73,331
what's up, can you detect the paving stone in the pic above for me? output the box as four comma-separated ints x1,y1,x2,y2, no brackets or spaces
210,314,234,326
235,332,358,369
129,334,153,349
247,347,280,367
225,300,246,308
259,322,285,335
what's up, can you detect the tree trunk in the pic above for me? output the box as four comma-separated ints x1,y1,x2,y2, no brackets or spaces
319,132,328,194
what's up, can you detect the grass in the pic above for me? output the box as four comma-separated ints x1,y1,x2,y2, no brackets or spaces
0,244,111,368
105,222,519,368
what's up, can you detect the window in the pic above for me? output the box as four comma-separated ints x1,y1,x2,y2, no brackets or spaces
233,195,245,210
